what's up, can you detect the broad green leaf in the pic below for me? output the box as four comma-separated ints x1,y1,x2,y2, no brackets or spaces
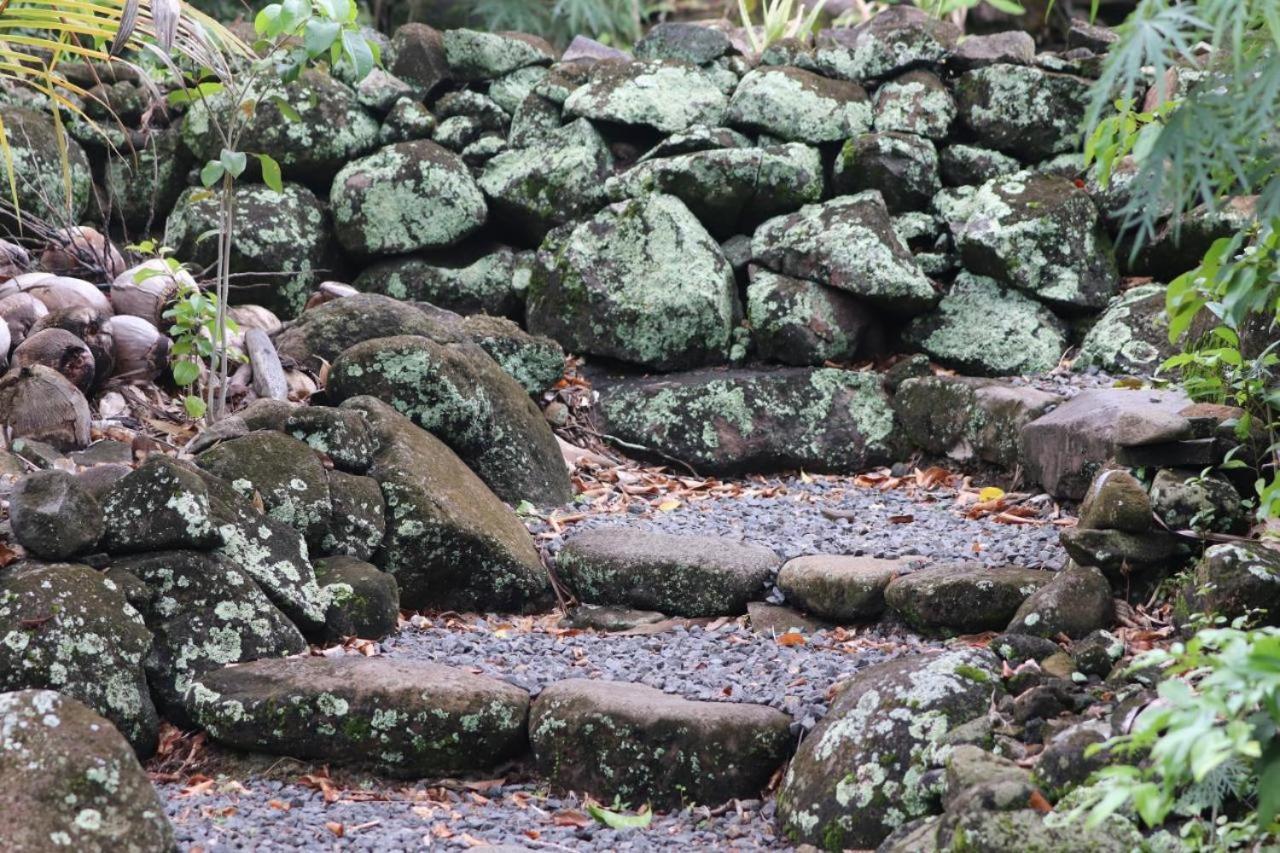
586,803,652,830
172,360,200,387
256,153,283,192
220,149,248,178
184,395,208,419
199,159,225,187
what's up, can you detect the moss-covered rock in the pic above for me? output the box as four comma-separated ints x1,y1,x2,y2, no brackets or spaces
323,470,387,561
165,182,329,318
432,114,485,151
330,140,487,256
1075,283,1177,375
101,455,220,554
187,656,529,776
442,29,556,82
777,555,902,621
103,128,191,229
9,469,102,559
1006,563,1113,639
0,690,173,852
874,70,954,139
939,144,1020,187
727,66,871,143
314,555,400,642
182,69,378,180
355,68,416,115
746,267,872,366
597,367,899,475
885,565,1052,633
378,97,438,144
0,563,158,754
1058,527,1183,583
835,132,940,214
903,273,1067,376
273,292,461,372
527,193,737,371
752,192,938,314
776,647,1001,849
340,396,550,611
328,335,571,506
1078,468,1151,532
954,172,1119,313
507,92,563,147
530,679,791,808
1150,467,1247,535
936,802,1142,852
489,65,549,114
1182,542,1280,624
954,64,1091,162
461,313,565,396
284,406,377,474
0,107,92,223
1033,720,1110,802
812,6,959,82
556,528,778,617
564,60,729,133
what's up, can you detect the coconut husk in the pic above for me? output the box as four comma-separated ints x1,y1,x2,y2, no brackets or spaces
111,260,196,327
41,226,126,281
12,328,96,393
0,292,50,349
30,306,115,387
109,314,170,383
0,239,30,282
22,275,114,316
0,364,92,451
304,281,357,310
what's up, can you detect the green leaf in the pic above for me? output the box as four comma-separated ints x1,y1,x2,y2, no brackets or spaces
983,0,1024,14
184,395,208,419
172,360,201,387
341,29,376,81
220,149,248,178
304,19,341,57
199,160,225,188
256,154,283,193
270,95,303,123
586,803,652,830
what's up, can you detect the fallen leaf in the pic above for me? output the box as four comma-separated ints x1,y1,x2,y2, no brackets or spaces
656,498,681,512
776,632,807,647
267,799,291,811
979,486,1006,502
1028,790,1052,814
552,809,593,828
325,822,345,837
888,514,914,524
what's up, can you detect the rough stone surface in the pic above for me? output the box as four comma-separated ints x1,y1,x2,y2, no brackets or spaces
9,469,103,559
940,143,1020,186
564,60,729,133
0,107,92,222
1075,283,1177,375
272,292,458,372
1150,467,1247,535
813,7,960,82
1007,563,1114,638
284,406,376,474
443,29,555,82
834,132,940,214
322,470,387,560
727,66,871,143
746,266,872,366
315,555,401,642
1078,468,1152,532
954,64,1091,161
635,22,730,64
885,565,1052,633
461,314,565,397
101,455,220,554
777,555,903,621
530,679,792,808
354,244,525,319
1185,542,1280,624
390,23,451,97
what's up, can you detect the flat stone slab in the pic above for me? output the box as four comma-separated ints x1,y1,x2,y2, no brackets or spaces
778,555,906,621
529,679,793,808
556,528,779,616
884,565,1053,633
186,657,529,777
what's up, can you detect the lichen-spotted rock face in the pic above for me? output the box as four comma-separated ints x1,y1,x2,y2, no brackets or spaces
954,63,1090,161
186,655,530,776
746,266,872,366
181,69,378,178
0,107,92,223
314,555,400,642
354,242,525,320
1184,542,1280,623
812,6,959,82
776,647,1002,849
596,367,899,475
330,140,487,256
0,690,174,852
873,70,955,140
9,469,103,560
903,272,1068,376
834,132,941,214
1008,563,1113,639
460,313,565,397
939,143,1020,187
101,455,221,554
727,66,871,144
104,128,190,229
527,193,738,371
752,192,938,314
328,335,572,507
339,396,550,612
564,60,730,133
530,679,792,808
954,172,1119,313
884,565,1053,633
283,406,377,475
1075,283,1175,375
777,555,905,621
164,182,329,318
0,563,159,755
442,29,556,82
323,470,387,561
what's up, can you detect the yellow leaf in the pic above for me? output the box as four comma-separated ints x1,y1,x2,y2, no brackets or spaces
979,486,1005,502
800,470,813,484
657,499,681,512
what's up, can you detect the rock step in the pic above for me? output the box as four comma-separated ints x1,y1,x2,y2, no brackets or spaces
186,657,529,777
529,679,793,809
884,564,1053,633
777,554,908,621
556,528,779,617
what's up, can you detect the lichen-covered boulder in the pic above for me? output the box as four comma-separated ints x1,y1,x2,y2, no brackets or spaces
1058,527,1183,582
834,132,940,214
1078,468,1151,532
197,432,333,552
954,172,1119,313
1076,283,1177,375
330,140,487,256
354,243,526,319
885,565,1052,633
389,23,450,98
489,66,549,114
101,455,221,554
812,6,959,82
527,193,737,371
1007,563,1113,638
948,30,1035,70
182,69,378,178
323,470,387,560
0,563,159,754
638,124,752,161
776,647,1002,849
284,406,376,474
939,143,1020,187
935,798,1143,852
341,396,550,611
478,119,614,242
1033,720,1111,801
752,192,938,313
634,21,729,64
1150,468,1247,535
0,107,92,222
727,66,871,143
903,273,1068,376
746,266,872,366
315,555,400,641
443,29,556,82
873,70,954,139
110,550,306,725
777,555,903,621
1183,542,1280,624
187,656,529,776
104,128,191,229
9,469,103,559
564,60,729,133
165,182,328,317
954,64,1091,162
380,97,438,144
597,367,899,475
0,690,174,852
557,529,779,617
530,679,792,808
328,335,571,506
461,313,565,396
273,292,460,372
608,143,825,239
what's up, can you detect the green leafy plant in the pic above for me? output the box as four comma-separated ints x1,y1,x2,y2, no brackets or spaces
738,0,827,52
160,263,240,419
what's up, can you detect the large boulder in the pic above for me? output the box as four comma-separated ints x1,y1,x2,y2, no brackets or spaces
556,529,779,616
726,66,872,143
389,23,451,97
776,647,1001,849
833,132,940,214
954,173,1119,313
812,7,960,81
327,335,572,506
101,455,221,554
746,266,872,366
0,107,92,222
634,21,730,64
323,470,387,560
341,397,550,611
187,656,529,776
873,70,955,139
272,292,458,372
1075,283,1177,375
0,563,159,754
8,469,103,559
903,272,1068,376
461,314,565,397
884,565,1052,633
527,193,738,371
530,679,792,808
442,29,556,81
104,128,191,229
777,555,902,621
165,182,329,317
564,60,729,133
596,367,899,474
752,192,938,314
314,555,400,641
954,64,1091,161
330,140,487,256
353,243,525,319
0,690,174,852
1183,542,1280,624
1007,563,1114,638
284,406,377,474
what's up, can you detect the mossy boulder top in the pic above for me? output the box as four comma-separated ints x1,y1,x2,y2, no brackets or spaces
442,29,556,82
727,66,872,144
330,140,488,256
101,454,220,554
564,60,730,133
884,564,1053,633
955,63,1091,162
